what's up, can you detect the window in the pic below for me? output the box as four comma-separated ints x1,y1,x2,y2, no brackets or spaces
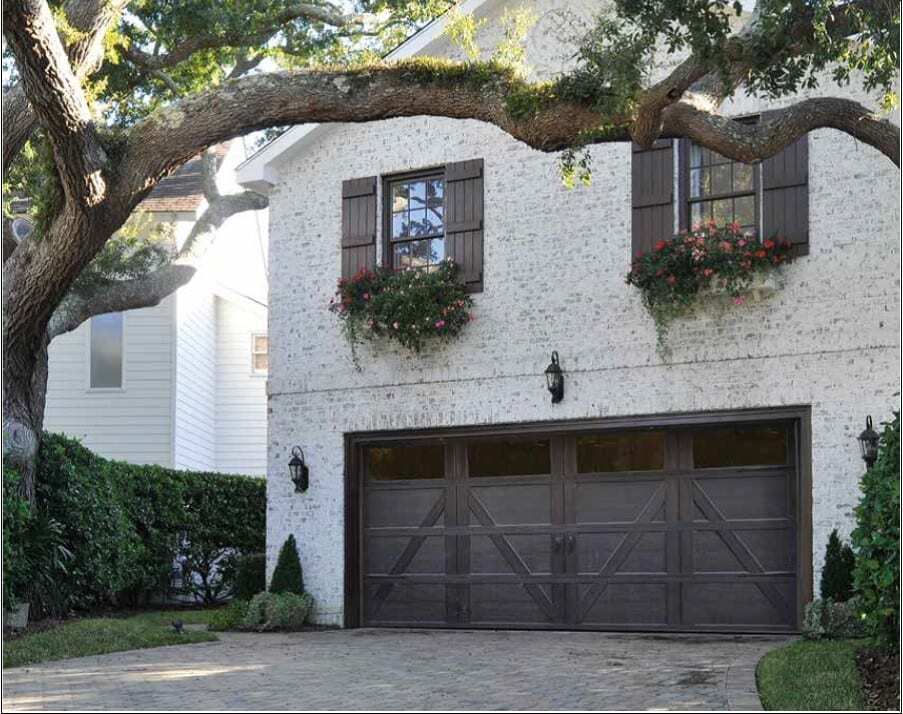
251,334,268,373
90,312,123,388
468,439,551,478
693,424,788,468
367,444,445,480
686,142,758,236
577,431,665,473
386,173,445,271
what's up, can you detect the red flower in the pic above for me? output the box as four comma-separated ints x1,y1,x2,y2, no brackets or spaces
763,239,776,250
754,250,767,259
666,275,677,285
655,240,669,251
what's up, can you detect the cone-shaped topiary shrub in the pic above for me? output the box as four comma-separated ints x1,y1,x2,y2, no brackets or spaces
269,534,304,595
820,529,856,601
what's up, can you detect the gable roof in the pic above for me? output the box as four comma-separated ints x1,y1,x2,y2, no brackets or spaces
141,143,231,213
235,0,491,191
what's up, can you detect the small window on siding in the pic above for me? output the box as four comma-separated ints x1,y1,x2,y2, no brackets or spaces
252,334,268,373
90,312,123,388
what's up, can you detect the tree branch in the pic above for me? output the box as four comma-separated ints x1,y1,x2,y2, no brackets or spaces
48,182,268,339
2,0,128,174
3,0,110,208
123,2,356,70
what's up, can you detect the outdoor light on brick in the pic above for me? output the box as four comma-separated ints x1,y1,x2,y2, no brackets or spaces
858,416,880,469
545,351,564,404
289,446,310,493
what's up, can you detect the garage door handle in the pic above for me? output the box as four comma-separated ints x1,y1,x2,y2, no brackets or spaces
566,534,576,553
552,535,564,552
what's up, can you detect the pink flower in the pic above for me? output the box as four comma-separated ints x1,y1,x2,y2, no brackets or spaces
703,268,714,277
435,320,446,329
392,321,400,330
362,292,370,300
734,297,745,306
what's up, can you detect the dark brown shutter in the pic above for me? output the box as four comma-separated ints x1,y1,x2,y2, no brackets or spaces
341,176,377,278
762,132,809,254
444,159,484,292
631,139,675,256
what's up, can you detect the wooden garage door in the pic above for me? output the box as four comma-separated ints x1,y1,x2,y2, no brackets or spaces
359,420,799,633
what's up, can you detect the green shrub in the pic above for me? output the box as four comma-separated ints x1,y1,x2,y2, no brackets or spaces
852,412,900,650
207,599,250,632
4,432,266,616
232,553,266,601
802,597,867,640
242,591,313,631
821,529,856,602
269,535,304,595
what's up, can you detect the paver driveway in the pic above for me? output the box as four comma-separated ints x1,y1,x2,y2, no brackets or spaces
2,628,788,711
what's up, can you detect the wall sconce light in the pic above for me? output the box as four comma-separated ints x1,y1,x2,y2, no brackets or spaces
288,446,309,493
544,351,564,404
857,416,880,469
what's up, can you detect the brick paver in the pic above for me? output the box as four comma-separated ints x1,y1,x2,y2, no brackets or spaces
2,628,789,711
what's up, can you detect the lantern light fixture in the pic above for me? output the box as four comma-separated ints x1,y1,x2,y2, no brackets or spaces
544,351,564,404
288,446,309,493
857,416,880,469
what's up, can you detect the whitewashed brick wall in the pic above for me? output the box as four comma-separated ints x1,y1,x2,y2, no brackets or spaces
262,0,901,624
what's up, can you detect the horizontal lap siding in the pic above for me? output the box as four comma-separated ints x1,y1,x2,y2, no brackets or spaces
44,298,175,467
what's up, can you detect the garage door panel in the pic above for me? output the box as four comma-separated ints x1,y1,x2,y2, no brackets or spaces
467,485,552,526
577,583,668,627
692,529,794,574
366,535,448,575
691,474,790,520
365,582,448,625
469,583,556,624
682,580,795,628
470,534,553,575
575,479,668,524
366,488,446,528
576,532,668,575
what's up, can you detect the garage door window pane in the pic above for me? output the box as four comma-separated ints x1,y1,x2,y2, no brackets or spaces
368,445,444,480
693,425,788,468
577,432,665,473
469,440,550,477
90,312,123,388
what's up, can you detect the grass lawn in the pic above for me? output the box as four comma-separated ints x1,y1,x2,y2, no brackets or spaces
757,638,866,711
3,609,221,669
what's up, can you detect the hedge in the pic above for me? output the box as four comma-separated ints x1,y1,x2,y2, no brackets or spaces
3,432,265,616
852,412,900,650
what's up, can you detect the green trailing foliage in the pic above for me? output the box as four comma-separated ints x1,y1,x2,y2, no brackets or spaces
625,222,793,357
820,529,856,602
330,261,474,360
2,433,265,617
852,412,900,650
269,535,304,596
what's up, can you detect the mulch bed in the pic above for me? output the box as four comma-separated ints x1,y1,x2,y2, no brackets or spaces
856,647,900,711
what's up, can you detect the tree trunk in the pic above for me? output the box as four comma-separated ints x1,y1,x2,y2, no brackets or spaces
2,331,49,502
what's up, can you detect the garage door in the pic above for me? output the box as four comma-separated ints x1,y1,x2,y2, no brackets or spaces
356,419,801,633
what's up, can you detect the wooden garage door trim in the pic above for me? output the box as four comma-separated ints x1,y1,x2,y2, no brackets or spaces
344,406,812,632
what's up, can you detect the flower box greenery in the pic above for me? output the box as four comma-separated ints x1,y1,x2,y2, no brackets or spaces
330,260,474,358
626,222,794,356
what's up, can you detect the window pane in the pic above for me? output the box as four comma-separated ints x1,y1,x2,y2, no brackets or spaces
409,208,428,236
392,213,409,240
689,167,704,198
392,184,409,213
408,180,426,208
410,239,431,268
577,432,665,473
424,206,443,234
427,179,444,205
689,143,706,168
368,444,445,480
253,335,268,353
393,242,411,269
733,163,754,192
90,312,123,388
693,425,788,468
734,195,756,227
711,164,731,195
712,198,733,224
430,238,446,264
469,440,551,477
690,201,707,226
253,353,269,371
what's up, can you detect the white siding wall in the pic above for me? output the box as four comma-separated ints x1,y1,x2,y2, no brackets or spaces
172,277,217,470
262,0,901,624
45,297,176,466
214,297,268,475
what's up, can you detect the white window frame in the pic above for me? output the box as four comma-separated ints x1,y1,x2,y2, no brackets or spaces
251,333,268,375
86,312,126,392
